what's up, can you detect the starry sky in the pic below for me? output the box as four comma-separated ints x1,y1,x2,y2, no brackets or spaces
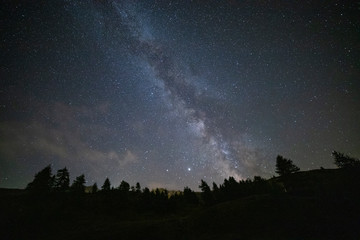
1,0,359,190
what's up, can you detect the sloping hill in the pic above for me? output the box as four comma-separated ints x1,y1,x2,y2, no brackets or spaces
1,167,359,240
272,168,360,198
186,194,360,240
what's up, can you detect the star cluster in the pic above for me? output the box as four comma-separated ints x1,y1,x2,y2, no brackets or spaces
1,0,359,190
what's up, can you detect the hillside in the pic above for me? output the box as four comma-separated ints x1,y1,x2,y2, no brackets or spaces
1,167,359,240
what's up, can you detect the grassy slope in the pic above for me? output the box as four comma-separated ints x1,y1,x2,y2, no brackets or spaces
186,195,359,240
41,195,359,240
1,168,360,240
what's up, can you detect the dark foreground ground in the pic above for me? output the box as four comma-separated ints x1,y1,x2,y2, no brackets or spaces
1,169,360,240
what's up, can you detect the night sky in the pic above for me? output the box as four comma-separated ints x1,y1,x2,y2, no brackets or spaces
1,0,359,190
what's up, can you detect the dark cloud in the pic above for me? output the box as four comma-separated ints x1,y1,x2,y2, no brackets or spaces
0,102,138,187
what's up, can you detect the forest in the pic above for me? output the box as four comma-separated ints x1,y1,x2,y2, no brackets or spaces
1,151,360,240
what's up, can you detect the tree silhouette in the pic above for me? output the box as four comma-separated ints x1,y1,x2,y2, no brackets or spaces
332,151,360,168
199,179,211,192
183,186,199,205
225,176,238,190
212,182,219,192
142,187,151,203
118,180,130,192
92,183,98,193
275,155,300,176
135,182,141,193
199,179,213,205
71,174,86,193
211,182,221,202
101,178,111,191
26,165,54,193
54,167,70,192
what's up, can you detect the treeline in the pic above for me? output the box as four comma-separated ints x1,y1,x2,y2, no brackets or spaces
4,151,358,240
24,151,360,211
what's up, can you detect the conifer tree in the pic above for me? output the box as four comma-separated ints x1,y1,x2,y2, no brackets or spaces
71,174,86,193
26,165,54,193
275,155,300,176
54,167,70,192
101,178,111,191
332,151,360,168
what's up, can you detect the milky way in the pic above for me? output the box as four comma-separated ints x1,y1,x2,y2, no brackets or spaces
1,0,359,189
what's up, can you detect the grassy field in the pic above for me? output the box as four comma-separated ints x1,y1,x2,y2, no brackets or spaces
1,168,360,240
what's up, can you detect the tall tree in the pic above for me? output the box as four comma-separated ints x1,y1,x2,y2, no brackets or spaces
54,167,70,191
332,151,360,168
101,178,111,191
26,165,54,193
199,179,213,205
92,183,98,193
118,180,130,192
183,186,199,204
135,182,141,193
275,155,300,176
212,182,219,192
142,187,151,202
199,179,211,192
71,174,86,193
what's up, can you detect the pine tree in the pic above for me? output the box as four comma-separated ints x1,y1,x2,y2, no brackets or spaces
332,151,360,168
71,174,86,193
135,182,141,193
275,155,300,176
92,183,98,193
54,167,70,192
199,179,213,205
183,186,199,204
212,182,219,192
118,180,130,192
26,165,54,193
101,178,111,191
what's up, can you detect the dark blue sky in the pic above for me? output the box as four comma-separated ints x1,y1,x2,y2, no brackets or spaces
1,0,359,190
